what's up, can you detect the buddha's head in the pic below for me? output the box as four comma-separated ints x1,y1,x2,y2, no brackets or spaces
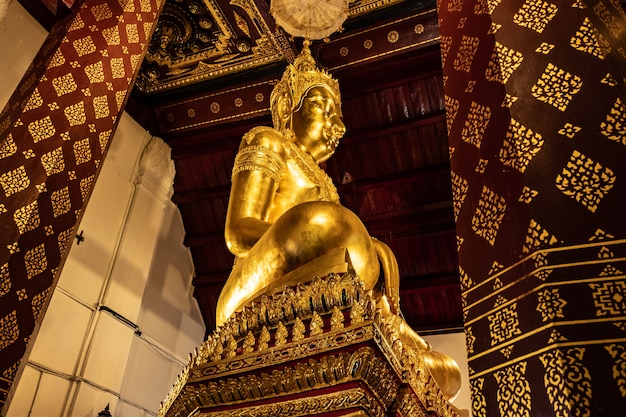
270,41,346,163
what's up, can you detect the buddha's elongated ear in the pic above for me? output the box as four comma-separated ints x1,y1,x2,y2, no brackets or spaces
274,93,292,128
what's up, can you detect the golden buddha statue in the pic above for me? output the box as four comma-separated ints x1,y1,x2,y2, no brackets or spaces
216,41,462,400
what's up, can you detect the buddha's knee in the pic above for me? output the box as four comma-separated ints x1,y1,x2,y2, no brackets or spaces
273,202,378,281
275,202,368,249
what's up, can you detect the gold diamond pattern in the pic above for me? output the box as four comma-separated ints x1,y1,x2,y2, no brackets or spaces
571,18,610,59
447,0,464,12
93,96,110,119
485,0,502,14
47,49,66,69
64,102,87,126
73,36,97,57
51,187,71,217
142,21,154,40
498,118,543,173
518,186,538,204
73,138,92,164
523,219,559,253
556,150,616,213
0,166,30,197
444,95,459,134
472,185,506,246
454,35,480,73
475,158,488,173
24,244,47,280
31,289,49,322
0,264,10,297
600,97,626,145
99,131,112,153
126,23,140,43
531,63,583,111
473,0,488,14
0,310,19,350
28,116,56,142
451,170,468,222
92,3,113,21
115,90,126,110
102,26,121,46
14,201,40,234
52,73,78,97
85,62,105,83
111,57,126,78
593,2,621,38
68,13,85,31
141,0,153,12
513,0,558,33
461,101,491,148
41,147,66,176
57,228,74,254
130,53,142,71
485,41,524,84
80,175,95,201
24,88,44,112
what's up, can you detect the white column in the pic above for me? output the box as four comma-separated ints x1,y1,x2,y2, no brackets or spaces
0,0,11,23
5,116,204,417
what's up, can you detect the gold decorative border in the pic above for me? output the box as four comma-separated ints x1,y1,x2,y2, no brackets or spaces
321,9,440,71
155,79,275,133
159,273,460,417
199,387,385,417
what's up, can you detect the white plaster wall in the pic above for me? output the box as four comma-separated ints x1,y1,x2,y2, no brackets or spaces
0,0,47,110
424,332,472,416
0,4,205,416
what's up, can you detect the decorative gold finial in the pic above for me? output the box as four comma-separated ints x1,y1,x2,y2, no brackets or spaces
270,0,348,40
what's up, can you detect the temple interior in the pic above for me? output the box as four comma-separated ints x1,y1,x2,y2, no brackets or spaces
1,0,626,415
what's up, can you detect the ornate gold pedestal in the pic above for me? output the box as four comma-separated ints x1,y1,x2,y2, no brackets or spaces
159,273,463,417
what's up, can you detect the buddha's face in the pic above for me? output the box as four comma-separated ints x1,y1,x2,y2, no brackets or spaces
291,86,345,164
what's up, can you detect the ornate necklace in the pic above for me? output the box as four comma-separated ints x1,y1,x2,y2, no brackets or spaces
283,139,339,204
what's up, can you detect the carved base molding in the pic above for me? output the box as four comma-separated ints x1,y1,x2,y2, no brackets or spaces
159,273,462,417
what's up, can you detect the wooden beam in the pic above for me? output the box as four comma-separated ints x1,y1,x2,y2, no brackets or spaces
340,110,446,147
172,184,231,205
399,273,461,294
184,231,225,247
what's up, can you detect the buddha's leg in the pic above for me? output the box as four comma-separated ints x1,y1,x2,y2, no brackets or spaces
216,201,379,326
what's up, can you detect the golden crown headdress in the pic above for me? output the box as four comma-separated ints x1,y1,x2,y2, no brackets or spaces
270,40,341,127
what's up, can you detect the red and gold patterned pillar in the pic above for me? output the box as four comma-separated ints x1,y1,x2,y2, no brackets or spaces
0,0,163,408
439,0,626,415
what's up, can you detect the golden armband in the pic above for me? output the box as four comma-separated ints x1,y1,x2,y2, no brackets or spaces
232,144,286,183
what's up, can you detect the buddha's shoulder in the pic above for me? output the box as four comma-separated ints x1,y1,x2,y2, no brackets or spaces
241,126,286,155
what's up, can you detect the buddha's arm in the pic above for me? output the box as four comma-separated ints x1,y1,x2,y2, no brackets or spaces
224,128,286,257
